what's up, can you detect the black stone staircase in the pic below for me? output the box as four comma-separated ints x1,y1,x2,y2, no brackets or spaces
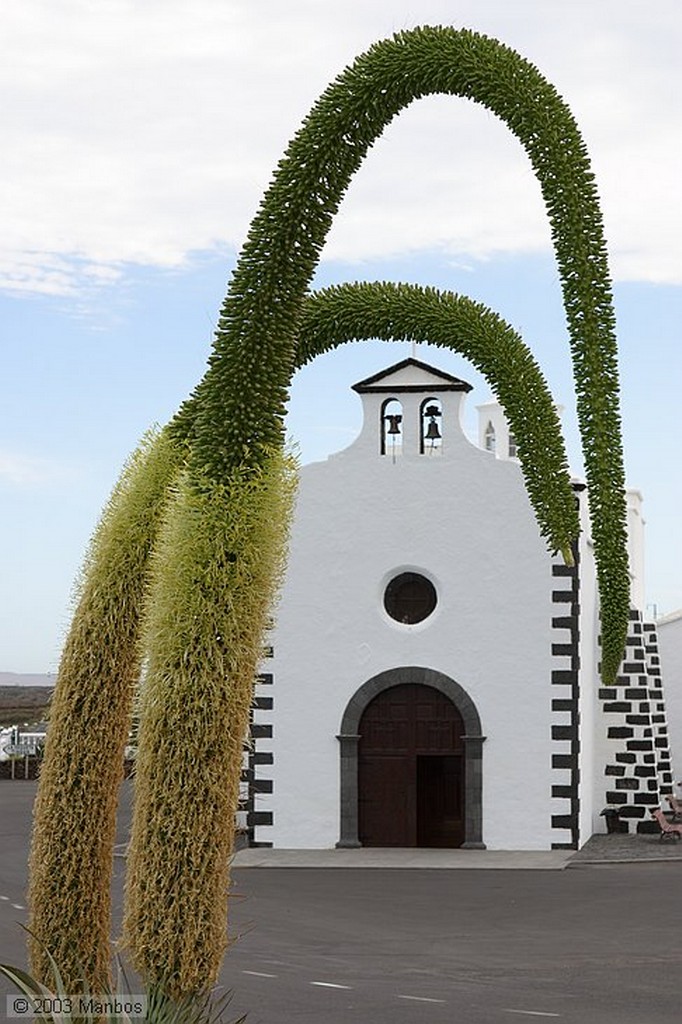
600,609,673,832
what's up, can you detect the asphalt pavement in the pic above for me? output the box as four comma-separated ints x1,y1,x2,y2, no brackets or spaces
2,781,681,1024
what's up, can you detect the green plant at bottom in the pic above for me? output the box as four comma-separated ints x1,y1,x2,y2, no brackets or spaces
0,942,245,1024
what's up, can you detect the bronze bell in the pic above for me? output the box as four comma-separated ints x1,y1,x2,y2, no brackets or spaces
385,414,402,435
425,419,441,441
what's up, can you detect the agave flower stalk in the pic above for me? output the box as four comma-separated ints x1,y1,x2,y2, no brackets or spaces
122,450,296,996
27,428,183,990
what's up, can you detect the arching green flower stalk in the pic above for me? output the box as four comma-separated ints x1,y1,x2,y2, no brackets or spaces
177,281,579,560
27,427,183,990
297,281,578,562
121,450,297,998
29,23,630,1004
175,25,628,683
125,25,629,998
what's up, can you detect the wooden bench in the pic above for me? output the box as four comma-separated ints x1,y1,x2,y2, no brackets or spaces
665,794,682,821
651,807,682,842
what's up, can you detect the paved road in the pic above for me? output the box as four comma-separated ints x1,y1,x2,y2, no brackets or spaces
221,864,681,1024
2,782,681,1023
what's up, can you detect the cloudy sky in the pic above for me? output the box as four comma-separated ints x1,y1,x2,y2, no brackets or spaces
1,0,681,672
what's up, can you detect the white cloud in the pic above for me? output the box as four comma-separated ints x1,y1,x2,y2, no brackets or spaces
1,0,681,296
0,449,75,487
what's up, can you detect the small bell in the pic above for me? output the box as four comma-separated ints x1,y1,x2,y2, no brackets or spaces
425,419,441,441
385,414,402,435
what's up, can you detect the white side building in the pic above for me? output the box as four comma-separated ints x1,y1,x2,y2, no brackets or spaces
658,609,682,785
244,358,674,850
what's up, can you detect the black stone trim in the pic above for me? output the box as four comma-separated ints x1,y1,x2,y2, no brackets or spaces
253,696,274,711
247,811,273,827
252,779,273,794
553,670,577,685
552,643,578,658
608,727,634,739
252,752,274,765
552,814,575,830
635,821,660,834
552,725,578,741
250,724,273,739
552,564,576,577
600,613,674,828
552,699,577,712
618,805,646,818
552,753,578,770
352,356,472,393
550,542,580,849
245,670,275,847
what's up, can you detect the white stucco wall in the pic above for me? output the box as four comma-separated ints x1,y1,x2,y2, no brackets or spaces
260,366,556,850
658,611,682,781
626,489,646,612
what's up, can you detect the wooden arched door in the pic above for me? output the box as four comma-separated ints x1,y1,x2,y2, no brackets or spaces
358,683,464,847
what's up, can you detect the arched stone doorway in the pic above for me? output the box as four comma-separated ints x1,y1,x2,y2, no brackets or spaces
359,683,464,847
337,667,485,849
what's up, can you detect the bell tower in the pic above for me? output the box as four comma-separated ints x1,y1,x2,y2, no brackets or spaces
348,357,473,463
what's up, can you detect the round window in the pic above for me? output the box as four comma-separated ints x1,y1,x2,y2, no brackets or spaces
384,572,437,624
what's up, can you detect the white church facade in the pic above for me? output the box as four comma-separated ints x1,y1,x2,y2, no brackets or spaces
241,358,675,851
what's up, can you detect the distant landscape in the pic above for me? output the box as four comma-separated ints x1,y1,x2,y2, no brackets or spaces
0,671,55,688
0,673,54,727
